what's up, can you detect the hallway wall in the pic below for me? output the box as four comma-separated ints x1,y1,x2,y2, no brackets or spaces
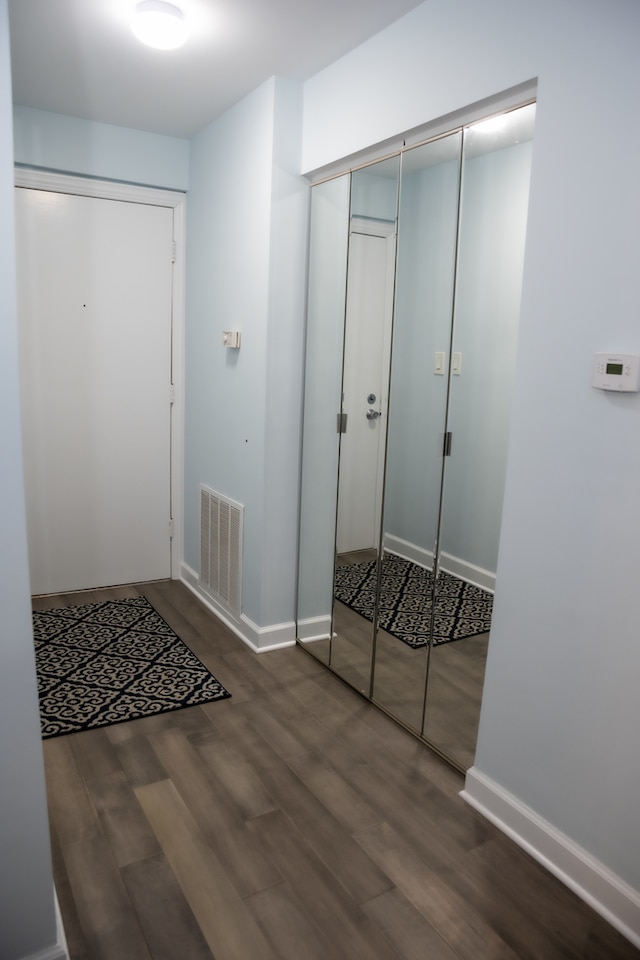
13,104,189,190
0,2,63,957
183,76,308,640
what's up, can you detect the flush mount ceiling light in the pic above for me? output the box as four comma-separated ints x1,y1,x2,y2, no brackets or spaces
131,1,188,50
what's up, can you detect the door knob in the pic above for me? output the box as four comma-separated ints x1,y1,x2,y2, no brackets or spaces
366,408,381,420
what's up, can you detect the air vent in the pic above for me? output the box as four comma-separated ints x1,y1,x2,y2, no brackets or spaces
199,486,243,618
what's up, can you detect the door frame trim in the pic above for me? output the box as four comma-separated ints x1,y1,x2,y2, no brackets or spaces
14,166,186,582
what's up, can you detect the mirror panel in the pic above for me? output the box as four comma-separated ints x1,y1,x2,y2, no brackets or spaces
371,133,463,732
297,103,536,772
423,104,536,767
296,174,350,664
331,156,400,695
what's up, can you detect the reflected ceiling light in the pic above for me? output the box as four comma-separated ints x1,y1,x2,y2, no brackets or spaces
131,1,188,50
469,114,508,136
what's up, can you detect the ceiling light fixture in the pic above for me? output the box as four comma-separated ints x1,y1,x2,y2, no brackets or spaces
131,1,188,50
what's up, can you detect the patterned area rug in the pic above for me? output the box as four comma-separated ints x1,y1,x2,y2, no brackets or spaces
33,596,231,738
334,553,493,648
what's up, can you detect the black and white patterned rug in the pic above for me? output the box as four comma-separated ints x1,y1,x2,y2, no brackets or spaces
33,596,231,738
334,553,493,648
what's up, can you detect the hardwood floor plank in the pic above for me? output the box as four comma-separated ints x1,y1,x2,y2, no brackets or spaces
238,692,324,761
192,735,278,821
121,854,214,960
42,737,102,847
135,779,276,960
284,747,382,834
62,835,153,960
248,808,403,960
70,727,123,781
48,822,92,960
85,770,161,867
584,921,640,960
355,819,521,960
196,721,393,905
245,882,338,960
147,726,282,898
105,730,168,787
362,887,461,960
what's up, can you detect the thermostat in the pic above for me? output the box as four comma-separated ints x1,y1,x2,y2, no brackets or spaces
592,353,640,392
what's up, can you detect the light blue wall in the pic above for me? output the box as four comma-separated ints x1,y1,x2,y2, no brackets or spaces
260,78,309,626
14,104,189,190
184,76,307,629
0,3,59,958
301,0,640,897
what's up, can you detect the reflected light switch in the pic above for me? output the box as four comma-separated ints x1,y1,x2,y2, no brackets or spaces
453,352,462,375
434,352,445,375
223,331,241,348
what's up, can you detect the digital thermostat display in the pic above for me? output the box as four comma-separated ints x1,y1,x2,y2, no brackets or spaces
592,353,640,392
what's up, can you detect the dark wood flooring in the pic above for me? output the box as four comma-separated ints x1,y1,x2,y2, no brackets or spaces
35,580,639,960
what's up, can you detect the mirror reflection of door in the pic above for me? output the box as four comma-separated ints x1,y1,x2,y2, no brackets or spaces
335,225,394,557
331,156,399,695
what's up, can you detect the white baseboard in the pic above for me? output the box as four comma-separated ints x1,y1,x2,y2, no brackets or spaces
462,767,640,949
181,564,296,653
21,945,68,960
19,889,69,960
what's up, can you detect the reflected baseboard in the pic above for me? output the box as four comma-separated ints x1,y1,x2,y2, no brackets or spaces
382,534,496,592
296,614,332,643
383,533,433,569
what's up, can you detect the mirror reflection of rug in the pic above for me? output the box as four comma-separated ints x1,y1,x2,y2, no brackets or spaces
33,596,231,738
334,553,493,647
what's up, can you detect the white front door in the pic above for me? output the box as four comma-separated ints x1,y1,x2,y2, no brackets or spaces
336,229,395,555
16,188,174,594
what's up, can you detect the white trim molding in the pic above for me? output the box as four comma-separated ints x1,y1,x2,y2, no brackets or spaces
14,167,186,583
181,564,296,653
14,167,184,208
20,945,68,960
462,767,640,949
22,890,68,960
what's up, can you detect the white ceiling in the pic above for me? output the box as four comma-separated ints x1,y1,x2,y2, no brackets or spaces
8,0,424,139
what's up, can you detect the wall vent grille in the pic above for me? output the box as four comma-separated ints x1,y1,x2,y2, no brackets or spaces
199,485,243,618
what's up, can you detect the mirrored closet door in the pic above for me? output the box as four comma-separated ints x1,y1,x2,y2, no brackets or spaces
297,103,535,771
